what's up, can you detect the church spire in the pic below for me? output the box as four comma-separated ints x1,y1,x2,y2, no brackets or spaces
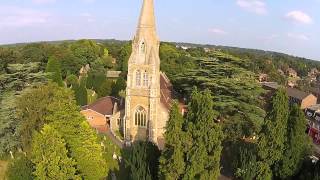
138,0,156,29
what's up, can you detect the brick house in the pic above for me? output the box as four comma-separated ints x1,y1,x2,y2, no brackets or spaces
287,88,317,109
260,82,317,109
81,96,124,133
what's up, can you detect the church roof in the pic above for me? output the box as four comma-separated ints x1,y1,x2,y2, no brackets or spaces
160,73,174,110
138,0,156,29
82,96,121,116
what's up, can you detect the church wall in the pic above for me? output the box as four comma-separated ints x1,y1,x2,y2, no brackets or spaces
157,104,169,138
110,110,125,134
127,95,150,141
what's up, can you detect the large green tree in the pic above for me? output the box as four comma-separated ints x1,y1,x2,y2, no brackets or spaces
46,56,64,86
183,88,224,180
274,104,311,178
31,125,78,180
257,88,289,177
17,83,73,148
124,141,160,180
45,90,107,179
111,76,126,97
159,102,186,180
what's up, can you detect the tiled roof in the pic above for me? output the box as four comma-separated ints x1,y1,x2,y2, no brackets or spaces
160,73,173,110
82,96,120,116
286,88,311,100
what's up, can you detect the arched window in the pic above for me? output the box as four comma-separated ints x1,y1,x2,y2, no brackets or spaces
136,70,141,86
143,71,148,87
134,106,147,127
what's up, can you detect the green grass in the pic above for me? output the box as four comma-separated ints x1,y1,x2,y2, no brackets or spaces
98,135,130,180
0,160,8,180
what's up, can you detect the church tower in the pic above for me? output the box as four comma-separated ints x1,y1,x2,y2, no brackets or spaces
124,0,161,143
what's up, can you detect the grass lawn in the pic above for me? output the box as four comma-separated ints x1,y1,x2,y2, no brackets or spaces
0,160,8,180
99,135,130,180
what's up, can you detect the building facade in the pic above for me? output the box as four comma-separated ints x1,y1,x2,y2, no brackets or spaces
124,0,169,145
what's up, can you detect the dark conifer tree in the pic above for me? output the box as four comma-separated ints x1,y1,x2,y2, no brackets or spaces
46,56,64,87
275,104,311,178
159,102,186,180
183,88,224,180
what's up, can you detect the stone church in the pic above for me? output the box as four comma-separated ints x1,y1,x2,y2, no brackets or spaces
81,0,181,148
124,0,172,145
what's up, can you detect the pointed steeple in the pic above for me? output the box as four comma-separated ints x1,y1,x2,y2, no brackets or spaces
138,0,156,29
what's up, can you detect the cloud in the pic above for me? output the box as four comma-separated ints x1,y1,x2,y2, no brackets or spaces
208,28,227,35
0,6,51,28
285,10,313,24
32,0,56,4
236,0,267,15
287,33,310,41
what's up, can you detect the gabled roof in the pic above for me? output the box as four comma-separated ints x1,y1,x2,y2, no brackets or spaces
286,88,313,100
82,96,120,116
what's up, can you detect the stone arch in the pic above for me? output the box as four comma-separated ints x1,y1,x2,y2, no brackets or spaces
134,106,147,127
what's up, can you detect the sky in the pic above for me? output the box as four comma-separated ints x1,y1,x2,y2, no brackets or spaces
0,0,319,60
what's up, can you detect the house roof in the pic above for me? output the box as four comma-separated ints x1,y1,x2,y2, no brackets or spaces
286,88,312,100
160,72,174,110
260,82,314,101
107,71,122,78
260,82,280,90
82,96,120,116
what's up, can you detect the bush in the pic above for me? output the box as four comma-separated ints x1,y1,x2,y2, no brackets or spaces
6,156,34,180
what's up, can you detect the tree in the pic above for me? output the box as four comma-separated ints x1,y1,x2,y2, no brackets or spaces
235,146,258,180
97,79,113,98
118,43,132,72
70,40,101,65
112,77,126,97
46,56,64,86
257,88,289,173
6,156,34,180
55,48,84,77
45,93,107,179
0,63,47,155
31,125,78,180
123,141,160,180
66,74,79,88
16,83,74,149
159,102,186,180
274,104,311,178
183,88,224,180
68,122,108,180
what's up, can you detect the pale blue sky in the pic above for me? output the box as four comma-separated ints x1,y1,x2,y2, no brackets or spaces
0,0,319,60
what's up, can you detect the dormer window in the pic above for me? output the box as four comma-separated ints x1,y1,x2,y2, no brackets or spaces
136,70,141,86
